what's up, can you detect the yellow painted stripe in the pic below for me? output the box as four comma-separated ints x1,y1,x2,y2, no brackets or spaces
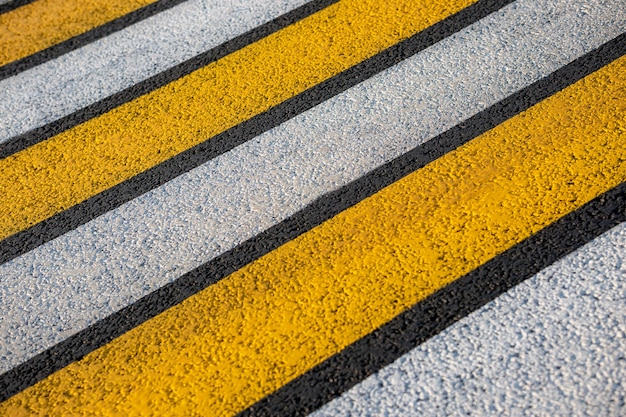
0,0,157,67
0,0,475,240
3,53,625,417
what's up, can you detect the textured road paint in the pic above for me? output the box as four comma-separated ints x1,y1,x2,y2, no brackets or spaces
242,182,626,415
2,52,624,416
0,0,311,142
1,0,622,374
0,0,158,67
0,0,475,241
0,0,514,266
3,40,624,404
313,222,626,416
0,0,199,81
0,0,338,158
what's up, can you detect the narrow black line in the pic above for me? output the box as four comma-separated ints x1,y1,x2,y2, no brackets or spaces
0,0,36,14
1,31,624,404
240,186,626,417
0,0,340,157
0,0,516,264
0,0,193,81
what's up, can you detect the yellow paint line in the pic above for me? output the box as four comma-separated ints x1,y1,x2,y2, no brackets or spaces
0,0,157,67
0,0,475,240
3,51,625,417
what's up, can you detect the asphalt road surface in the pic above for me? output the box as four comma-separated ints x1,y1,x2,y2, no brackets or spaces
0,0,625,415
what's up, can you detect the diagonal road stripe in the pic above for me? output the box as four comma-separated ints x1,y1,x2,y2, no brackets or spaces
0,0,314,143
0,0,337,155
0,0,509,263
0,0,173,72
311,221,626,416
2,44,624,416
1,0,621,376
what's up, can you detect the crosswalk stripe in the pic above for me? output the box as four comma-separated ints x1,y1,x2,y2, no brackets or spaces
0,0,313,143
250,186,626,415
0,0,622,378
3,45,624,416
0,0,504,262
0,0,171,71
311,221,626,416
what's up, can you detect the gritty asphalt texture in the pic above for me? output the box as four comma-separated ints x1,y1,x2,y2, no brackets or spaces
314,221,626,417
2,0,623,375
0,0,312,144
2,29,625,408
0,0,191,80
0,0,514,263
240,183,626,416
1,0,625,414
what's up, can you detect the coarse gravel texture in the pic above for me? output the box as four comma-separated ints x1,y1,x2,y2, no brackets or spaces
313,222,626,417
1,0,624,373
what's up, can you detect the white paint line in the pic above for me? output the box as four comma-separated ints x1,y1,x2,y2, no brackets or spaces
0,0,310,141
1,0,624,372
313,222,626,417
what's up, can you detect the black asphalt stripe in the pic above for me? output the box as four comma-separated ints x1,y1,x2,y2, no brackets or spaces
0,33,624,403
0,0,37,15
240,188,626,417
0,0,516,264
0,0,338,158
0,0,195,81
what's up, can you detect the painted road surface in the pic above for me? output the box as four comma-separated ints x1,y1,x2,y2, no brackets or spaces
313,222,626,416
0,0,625,415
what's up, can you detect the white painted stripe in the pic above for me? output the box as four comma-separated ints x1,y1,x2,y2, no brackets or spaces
312,222,626,417
0,0,310,142
1,0,625,372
